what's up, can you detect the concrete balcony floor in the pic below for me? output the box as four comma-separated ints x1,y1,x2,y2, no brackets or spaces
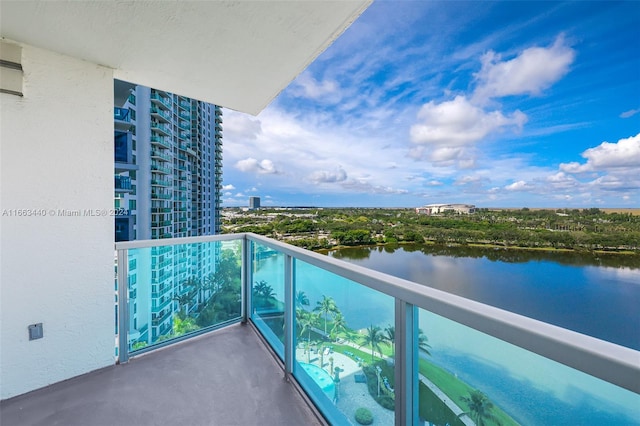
1,324,321,426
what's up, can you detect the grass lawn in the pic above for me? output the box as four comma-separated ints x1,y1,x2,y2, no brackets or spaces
419,358,518,426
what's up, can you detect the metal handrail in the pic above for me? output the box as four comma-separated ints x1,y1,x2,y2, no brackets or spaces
115,232,640,394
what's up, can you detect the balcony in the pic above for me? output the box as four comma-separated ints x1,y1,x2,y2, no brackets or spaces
3,234,636,425
114,175,132,192
151,164,171,174
114,107,132,130
150,149,171,162
150,92,171,110
151,122,172,137
0,325,319,425
150,135,171,150
150,106,171,122
106,234,640,425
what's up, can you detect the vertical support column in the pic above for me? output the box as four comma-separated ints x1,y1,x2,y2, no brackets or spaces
117,249,130,364
284,254,294,379
241,236,252,324
395,299,419,426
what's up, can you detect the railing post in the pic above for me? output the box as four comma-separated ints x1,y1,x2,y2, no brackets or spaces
284,254,294,379
395,299,418,426
241,236,252,324
117,248,129,364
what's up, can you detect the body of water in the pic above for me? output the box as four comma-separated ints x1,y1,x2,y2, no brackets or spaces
328,244,640,350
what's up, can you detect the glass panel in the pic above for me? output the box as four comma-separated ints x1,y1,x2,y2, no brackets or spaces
294,259,396,425
417,308,640,426
125,240,242,353
250,242,285,358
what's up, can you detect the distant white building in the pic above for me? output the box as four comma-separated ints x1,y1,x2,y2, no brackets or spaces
416,203,476,215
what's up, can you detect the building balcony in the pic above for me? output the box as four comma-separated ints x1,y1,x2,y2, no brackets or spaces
114,107,132,130
150,135,171,150
0,325,318,426
4,234,635,424
114,175,132,192
150,92,171,110
112,235,640,424
150,106,171,122
151,192,171,200
150,149,171,162
151,121,172,136
151,179,171,187
151,164,171,175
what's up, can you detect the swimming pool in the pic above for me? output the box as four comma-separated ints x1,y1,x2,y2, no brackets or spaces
299,363,335,400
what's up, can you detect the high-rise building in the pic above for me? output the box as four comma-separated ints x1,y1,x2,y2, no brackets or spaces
113,82,223,345
249,196,260,210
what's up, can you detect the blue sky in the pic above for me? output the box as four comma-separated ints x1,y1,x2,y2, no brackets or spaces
222,1,639,208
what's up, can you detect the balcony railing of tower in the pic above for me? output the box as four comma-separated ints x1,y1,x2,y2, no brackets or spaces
115,233,639,425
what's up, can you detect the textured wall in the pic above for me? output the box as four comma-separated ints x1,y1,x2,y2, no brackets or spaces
0,42,115,399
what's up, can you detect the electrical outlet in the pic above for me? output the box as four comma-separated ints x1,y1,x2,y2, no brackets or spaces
28,323,43,340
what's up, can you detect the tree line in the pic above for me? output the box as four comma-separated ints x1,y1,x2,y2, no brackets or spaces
222,207,640,253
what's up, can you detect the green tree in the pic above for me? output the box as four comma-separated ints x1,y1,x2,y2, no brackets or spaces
298,311,319,363
360,325,387,362
173,315,199,336
295,290,310,309
459,390,501,426
314,295,337,336
384,325,395,358
418,328,431,356
330,311,348,340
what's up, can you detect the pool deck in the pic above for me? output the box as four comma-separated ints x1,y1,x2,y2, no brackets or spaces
1,324,322,426
296,347,395,425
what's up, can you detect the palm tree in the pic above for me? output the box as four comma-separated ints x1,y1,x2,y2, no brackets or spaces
172,290,195,317
314,295,337,336
298,312,318,363
253,280,275,308
384,325,395,357
360,325,386,362
418,328,432,356
295,290,309,309
459,390,501,426
330,311,348,340
182,276,202,305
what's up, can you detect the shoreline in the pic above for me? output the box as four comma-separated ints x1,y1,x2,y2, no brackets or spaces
316,241,639,256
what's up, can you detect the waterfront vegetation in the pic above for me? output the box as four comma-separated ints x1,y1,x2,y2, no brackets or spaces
253,287,513,425
222,207,640,254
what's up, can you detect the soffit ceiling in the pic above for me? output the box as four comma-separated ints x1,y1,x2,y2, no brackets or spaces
0,0,371,115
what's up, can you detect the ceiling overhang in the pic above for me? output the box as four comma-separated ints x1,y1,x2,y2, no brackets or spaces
0,0,371,114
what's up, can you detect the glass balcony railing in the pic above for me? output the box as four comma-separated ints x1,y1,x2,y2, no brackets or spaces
115,234,640,425
114,175,132,191
114,107,130,122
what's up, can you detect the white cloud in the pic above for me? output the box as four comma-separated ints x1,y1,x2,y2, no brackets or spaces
308,167,348,184
473,35,575,102
234,158,281,175
410,96,527,147
222,111,262,140
620,108,639,119
560,133,640,173
504,180,533,191
290,71,341,103
222,184,236,191
546,172,578,190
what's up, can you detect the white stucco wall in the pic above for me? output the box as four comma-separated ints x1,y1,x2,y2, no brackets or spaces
0,43,115,399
